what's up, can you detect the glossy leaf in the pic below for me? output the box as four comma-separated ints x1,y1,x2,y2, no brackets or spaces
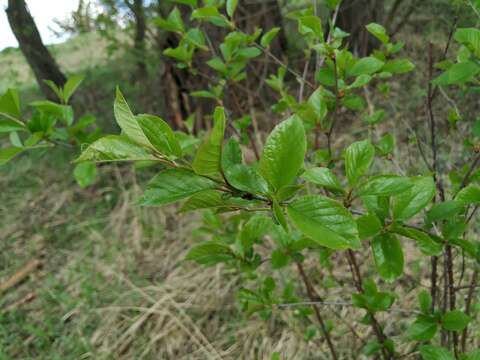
391,225,443,256
259,115,306,192
63,74,85,104
73,161,96,188
76,135,156,162
408,315,438,341
366,23,389,44
186,241,233,266
140,168,216,206
441,310,471,332
420,345,454,360
349,57,384,77
287,195,360,250
261,27,280,47
137,114,182,157
358,175,412,196
392,176,435,221
345,140,375,186
192,107,226,176
455,184,480,205
301,167,344,192
371,233,404,282
114,88,150,147
432,61,480,85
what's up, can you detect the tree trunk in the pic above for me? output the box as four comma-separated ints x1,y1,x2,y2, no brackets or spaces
336,0,383,56
6,0,66,100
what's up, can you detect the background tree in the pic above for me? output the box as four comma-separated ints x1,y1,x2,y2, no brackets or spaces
6,0,66,100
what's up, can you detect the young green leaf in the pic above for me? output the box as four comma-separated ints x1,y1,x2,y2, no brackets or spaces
298,16,323,39
349,57,384,77
63,74,85,104
301,167,344,193
418,290,432,314
259,115,306,192
356,213,383,239
0,147,24,166
136,114,182,157
455,184,480,205
454,28,480,57
391,225,443,256
186,241,233,266
226,0,238,18
432,61,480,85
114,88,150,147
371,233,404,282
419,345,454,360
287,195,360,250
180,189,251,212
382,59,415,74
0,88,20,119
140,168,216,206
192,107,226,176
261,27,280,47
73,161,96,188
441,310,471,332
392,176,435,221
345,140,375,186
407,315,438,341
357,175,412,196
366,23,389,44
76,135,156,162
191,6,231,28
427,200,463,223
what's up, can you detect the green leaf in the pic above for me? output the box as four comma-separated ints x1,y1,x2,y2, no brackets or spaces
191,6,231,28
43,80,64,101
455,184,480,205
0,88,21,119
226,0,237,18
287,195,360,250
427,200,463,223
171,0,197,6
301,167,343,192
454,28,480,57
420,345,455,360
261,27,280,47
418,290,432,314
375,133,395,156
184,28,207,49
358,175,412,196
441,310,471,332
408,315,438,341
136,114,182,157
140,168,216,206
73,161,96,188
0,118,25,133
349,57,384,77
273,200,288,231
349,74,372,88
371,233,404,282
180,189,251,212
432,61,480,85
30,101,74,125
114,88,150,147
271,249,289,269
356,213,383,239
239,215,272,253
259,115,306,192
343,95,366,110
0,147,24,166
192,107,226,176
298,16,323,39
76,135,156,163
392,176,435,221
467,350,480,360
391,225,443,256
63,74,85,103
382,59,415,74
345,140,375,186
366,23,389,44
186,241,233,266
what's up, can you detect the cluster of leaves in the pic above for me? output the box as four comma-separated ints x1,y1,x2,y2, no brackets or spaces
0,75,101,187
2,0,480,358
